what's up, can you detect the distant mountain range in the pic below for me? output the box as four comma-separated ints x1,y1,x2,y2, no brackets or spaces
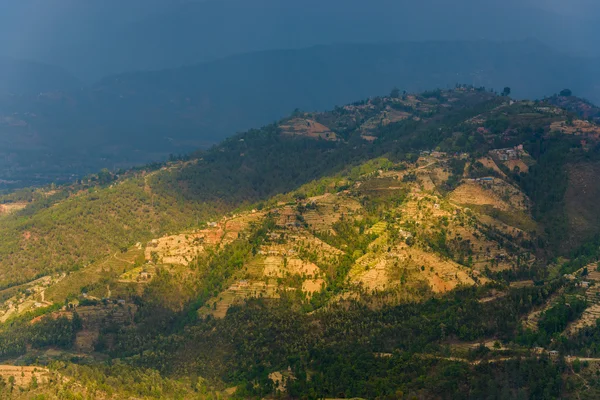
0,58,80,94
1,0,599,80
0,40,599,187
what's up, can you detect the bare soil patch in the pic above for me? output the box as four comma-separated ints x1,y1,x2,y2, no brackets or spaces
0,202,27,215
504,159,529,173
280,118,337,140
478,157,507,178
450,182,510,211
0,365,50,387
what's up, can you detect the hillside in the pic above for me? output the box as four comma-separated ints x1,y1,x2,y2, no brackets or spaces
2,40,600,189
2,88,600,398
546,92,600,122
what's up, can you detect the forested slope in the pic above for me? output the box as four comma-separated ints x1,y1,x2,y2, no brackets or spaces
2,87,600,399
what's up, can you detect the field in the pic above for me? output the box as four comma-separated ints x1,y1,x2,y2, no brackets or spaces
44,247,145,304
0,202,27,216
566,268,600,335
146,212,265,266
0,275,59,322
280,118,338,140
551,119,600,137
0,365,50,388
450,182,513,212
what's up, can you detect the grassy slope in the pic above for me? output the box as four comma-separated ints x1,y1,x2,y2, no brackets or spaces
0,89,502,289
3,91,600,399
0,178,208,288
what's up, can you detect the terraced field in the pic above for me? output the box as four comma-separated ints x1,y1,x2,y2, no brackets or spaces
566,267,600,335
45,246,145,303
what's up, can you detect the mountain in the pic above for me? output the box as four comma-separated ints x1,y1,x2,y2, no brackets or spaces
546,93,600,122
1,40,599,189
2,0,599,80
0,58,80,94
1,87,600,398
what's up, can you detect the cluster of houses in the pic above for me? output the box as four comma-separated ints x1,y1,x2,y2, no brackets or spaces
535,106,562,115
420,150,470,159
467,177,495,183
564,273,591,288
490,145,525,161
420,150,447,158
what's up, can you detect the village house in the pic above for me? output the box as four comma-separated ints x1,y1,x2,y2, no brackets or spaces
398,229,413,239
490,145,525,161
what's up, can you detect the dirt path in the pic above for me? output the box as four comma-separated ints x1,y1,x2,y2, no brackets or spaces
569,357,600,363
113,251,135,265
417,161,438,170
430,355,515,365
143,170,159,196
418,353,600,367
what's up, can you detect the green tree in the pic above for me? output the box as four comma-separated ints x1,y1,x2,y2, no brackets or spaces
573,358,581,373
560,89,573,97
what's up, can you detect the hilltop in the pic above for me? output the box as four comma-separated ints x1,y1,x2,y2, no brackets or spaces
2,87,600,398
2,40,600,189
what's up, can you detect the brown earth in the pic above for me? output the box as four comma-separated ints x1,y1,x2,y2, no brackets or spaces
504,159,529,173
0,365,50,387
145,212,264,265
0,202,27,216
478,157,507,178
450,182,510,211
551,120,600,138
280,118,338,140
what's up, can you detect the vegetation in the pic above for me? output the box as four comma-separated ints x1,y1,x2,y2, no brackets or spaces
3,88,600,398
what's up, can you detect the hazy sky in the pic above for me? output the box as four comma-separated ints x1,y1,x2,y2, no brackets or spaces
0,0,598,79
535,0,600,16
